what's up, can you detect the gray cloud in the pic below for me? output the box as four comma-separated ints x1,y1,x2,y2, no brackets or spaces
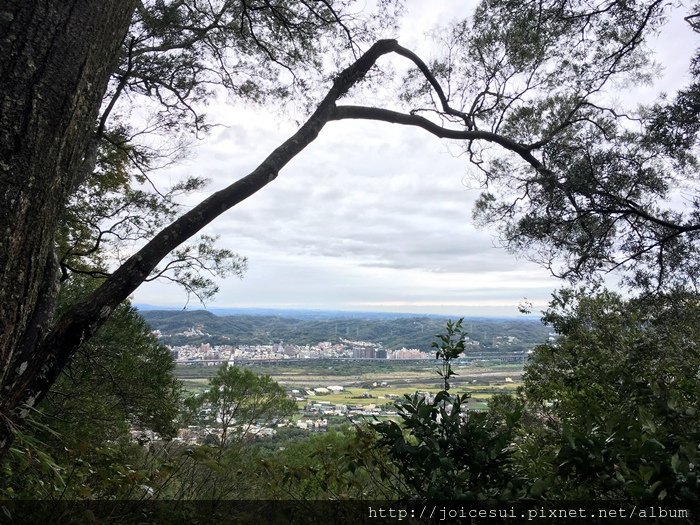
135,104,559,316
134,0,693,315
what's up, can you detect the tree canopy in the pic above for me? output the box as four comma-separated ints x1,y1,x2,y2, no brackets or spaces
189,365,296,448
1,279,181,499
518,289,700,501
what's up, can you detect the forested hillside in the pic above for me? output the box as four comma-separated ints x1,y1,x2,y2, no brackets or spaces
141,309,550,351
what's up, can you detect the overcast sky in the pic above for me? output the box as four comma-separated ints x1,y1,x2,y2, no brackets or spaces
131,1,695,317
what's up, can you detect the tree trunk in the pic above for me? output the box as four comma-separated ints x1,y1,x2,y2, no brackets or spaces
0,0,135,454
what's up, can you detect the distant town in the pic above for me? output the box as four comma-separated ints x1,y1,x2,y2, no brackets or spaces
156,326,528,364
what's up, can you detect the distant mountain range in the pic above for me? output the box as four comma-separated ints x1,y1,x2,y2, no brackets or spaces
135,304,540,321
138,306,549,352
134,304,441,320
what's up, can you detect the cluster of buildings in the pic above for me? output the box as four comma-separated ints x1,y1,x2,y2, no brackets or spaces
302,400,397,419
130,388,455,446
172,422,289,445
166,332,428,364
387,347,430,359
491,335,521,347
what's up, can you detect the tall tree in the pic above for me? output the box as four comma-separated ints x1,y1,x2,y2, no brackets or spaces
1,0,137,456
0,0,694,459
193,365,296,449
0,0,389,457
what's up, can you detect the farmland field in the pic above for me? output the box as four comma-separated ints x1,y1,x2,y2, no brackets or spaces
176,359,524,410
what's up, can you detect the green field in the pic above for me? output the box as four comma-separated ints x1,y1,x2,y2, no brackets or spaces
176,360,523,409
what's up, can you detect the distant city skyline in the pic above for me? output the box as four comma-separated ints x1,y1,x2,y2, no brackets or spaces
131,1,695,318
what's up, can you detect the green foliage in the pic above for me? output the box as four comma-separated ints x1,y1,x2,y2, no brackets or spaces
518,289,700,501
51,278,182,440
1,279,182,499
260,426,387,500
327,294,700,503
6,292,697,504
366,320,522,500
433,318,466,390
188,366,296,449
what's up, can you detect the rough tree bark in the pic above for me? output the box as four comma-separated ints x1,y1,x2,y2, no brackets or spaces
0,0,136,453
0,3,547,459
